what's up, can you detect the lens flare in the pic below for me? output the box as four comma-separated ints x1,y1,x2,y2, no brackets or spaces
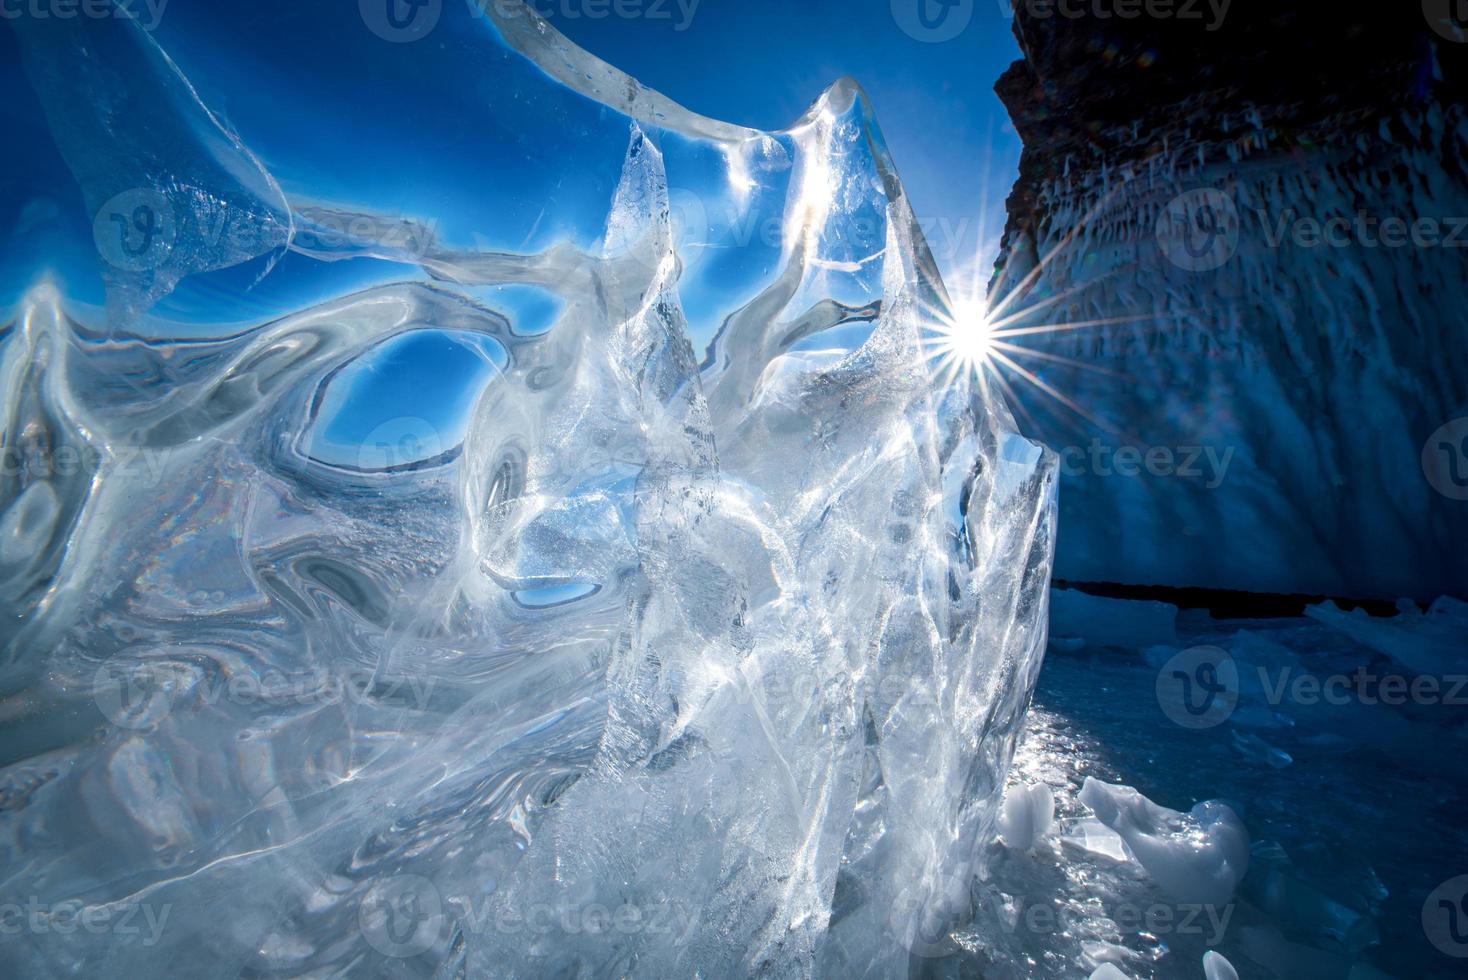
941,298,994,368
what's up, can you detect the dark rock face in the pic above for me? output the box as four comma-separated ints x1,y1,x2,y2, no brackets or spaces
991,3,1468,601
999,7,1465,153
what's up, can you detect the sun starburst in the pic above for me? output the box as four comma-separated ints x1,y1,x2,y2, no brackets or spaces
926,297,995,381
916,146,1189,437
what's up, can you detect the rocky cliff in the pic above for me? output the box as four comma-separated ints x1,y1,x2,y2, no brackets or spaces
992,5,1468,601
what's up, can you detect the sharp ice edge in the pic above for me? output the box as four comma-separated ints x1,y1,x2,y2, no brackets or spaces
0,7,1056,979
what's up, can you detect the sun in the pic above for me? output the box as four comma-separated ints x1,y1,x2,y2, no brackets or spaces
946,298,995,367
920,176,1162,427
927,297,995,381
921,282,1133,435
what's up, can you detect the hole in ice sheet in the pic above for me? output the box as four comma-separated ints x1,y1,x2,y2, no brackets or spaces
466,284,566,336
301,328,508,472
510,581,601,609
785,321,877,356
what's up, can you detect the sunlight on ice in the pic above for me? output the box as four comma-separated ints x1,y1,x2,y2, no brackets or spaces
927,295,995,385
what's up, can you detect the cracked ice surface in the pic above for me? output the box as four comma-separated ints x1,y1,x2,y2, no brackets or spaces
0,2,1055,976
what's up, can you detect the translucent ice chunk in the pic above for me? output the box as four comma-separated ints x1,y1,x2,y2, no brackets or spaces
1078,778,1250,907
1203,949,1240,980
0,2,1056,978
1306,597,1468,677
998,781,1056,851
1089,965,1135,980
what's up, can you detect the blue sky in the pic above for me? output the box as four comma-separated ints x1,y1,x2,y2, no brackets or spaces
1,0,1024,318
541,0,1027,286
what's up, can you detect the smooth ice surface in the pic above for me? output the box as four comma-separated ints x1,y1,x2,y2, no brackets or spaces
0,2,1056,977
976,606,1468,979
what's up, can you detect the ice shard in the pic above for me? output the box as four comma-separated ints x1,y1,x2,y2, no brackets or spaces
0,2,1056,976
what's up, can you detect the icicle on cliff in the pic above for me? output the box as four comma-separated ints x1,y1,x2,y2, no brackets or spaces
991,5,1468,601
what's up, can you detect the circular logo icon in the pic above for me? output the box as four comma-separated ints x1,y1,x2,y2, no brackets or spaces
551,433,644,483
359,0,442,42
1423,875,1468,958
359,874,445,958
93,189,176,272
891,0,974,43
888,873,969,958
1425,1,1468,42
92,661,172,730
356,417,447,473
1155,189,1241,272
666,187,711,270
611,186,711,281
1156,646,1239,730
1422,418,1468,501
